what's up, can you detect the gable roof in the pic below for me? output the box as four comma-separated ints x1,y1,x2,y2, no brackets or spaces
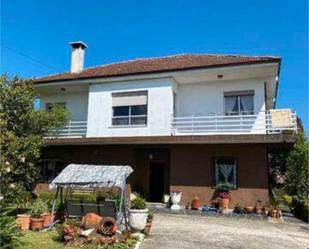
33,54,281,84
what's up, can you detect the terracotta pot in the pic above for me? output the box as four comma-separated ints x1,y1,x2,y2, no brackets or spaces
245,206,254,213
30,218,44,231
191,199,200,210
17,214,30,230
270,209,278,218
255,207,263,215
41,213,55,227
220,198,229,209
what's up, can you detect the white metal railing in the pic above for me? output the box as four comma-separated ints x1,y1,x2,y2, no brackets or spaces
172,110,297,135
49,120,87,137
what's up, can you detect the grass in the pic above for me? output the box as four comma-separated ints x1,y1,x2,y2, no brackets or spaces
19,231,76,249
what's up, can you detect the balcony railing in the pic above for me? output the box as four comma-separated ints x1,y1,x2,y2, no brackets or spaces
49,120,87,137
172,110,297,135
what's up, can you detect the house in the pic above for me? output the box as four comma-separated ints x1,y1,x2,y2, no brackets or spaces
33,41,297,206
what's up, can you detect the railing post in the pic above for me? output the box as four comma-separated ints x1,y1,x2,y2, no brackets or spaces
191,115,194,135
240,114,243,132
68,120,71,136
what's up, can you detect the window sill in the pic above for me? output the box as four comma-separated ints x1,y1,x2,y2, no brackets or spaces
108,125,147,129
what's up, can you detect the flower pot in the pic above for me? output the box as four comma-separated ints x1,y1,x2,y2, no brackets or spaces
170,192,182,210
220,198,229,209
255,207,263,215
17,214,30,230
30,217,44,231
270,209,278,218
41,212,55,227
191,199,200,210
163,194,170,204
129,209,148,231
245,206,254,213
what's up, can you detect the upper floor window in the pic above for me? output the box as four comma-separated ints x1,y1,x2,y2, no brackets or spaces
46,102,66,112
224,90,254,115
214,158,237,188
111,91,148,126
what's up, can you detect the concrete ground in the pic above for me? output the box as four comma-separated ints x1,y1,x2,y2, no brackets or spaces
140,213,309,249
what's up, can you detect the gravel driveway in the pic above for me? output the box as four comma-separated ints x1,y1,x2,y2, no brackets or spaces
140,213,309,249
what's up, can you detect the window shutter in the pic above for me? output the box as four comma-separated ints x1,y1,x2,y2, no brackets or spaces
112,91,147,107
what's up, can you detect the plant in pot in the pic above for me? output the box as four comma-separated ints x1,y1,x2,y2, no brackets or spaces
233,203,244,214
255,200,263,215
129,197,148,231
29,199,48,231
191,196,200,210
170,189,182,210
215,183,232,210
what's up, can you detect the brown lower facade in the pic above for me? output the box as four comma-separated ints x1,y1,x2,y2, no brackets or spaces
39,143,270,207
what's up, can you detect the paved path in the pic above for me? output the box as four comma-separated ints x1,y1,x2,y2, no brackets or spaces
140,213,309,249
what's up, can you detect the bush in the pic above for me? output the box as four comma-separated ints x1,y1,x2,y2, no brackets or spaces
0,216,23,249
282,194,293,206
29,199,48,218
130,197,146,209
292,197,309,223
285,133,309,198
215,183,232,193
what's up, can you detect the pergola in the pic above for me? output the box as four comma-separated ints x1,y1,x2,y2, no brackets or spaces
49,164,133,228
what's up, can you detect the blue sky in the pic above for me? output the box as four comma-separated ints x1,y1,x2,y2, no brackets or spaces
1,0,308,130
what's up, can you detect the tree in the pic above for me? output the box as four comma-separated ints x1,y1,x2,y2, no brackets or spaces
285,132,309,198
0,75,69,204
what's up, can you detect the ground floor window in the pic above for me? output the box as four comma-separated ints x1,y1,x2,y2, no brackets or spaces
214,158,237,187
40,159,64,182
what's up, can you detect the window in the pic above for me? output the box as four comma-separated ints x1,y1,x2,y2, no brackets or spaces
40,159,64,182
46,102,66,112
214,158,237,187
224,91,254,115
111,91,148,126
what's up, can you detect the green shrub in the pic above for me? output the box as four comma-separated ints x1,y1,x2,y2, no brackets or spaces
282,194,293,206
0,216,23,249
130,197,146,209
215,183,232,193
292,197,309,223
29,199,48,218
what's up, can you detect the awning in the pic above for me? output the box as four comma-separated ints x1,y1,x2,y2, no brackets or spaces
49,164,133,190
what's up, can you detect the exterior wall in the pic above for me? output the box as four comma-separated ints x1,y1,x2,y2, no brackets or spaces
176,78,266,116
169,144,269,206
87,79,175,137
40,143,269,207
40,91,88,121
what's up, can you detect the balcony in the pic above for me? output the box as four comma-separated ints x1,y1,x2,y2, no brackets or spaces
172,109,297,135
49,120,87,137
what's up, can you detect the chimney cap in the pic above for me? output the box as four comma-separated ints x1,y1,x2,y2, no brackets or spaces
69,41,88,49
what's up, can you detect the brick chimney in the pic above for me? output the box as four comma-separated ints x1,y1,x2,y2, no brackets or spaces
69,41,87,73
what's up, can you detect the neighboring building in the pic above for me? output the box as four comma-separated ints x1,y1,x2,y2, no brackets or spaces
34,41,297,206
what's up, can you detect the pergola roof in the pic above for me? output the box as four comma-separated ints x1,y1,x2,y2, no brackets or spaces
50,164,133,190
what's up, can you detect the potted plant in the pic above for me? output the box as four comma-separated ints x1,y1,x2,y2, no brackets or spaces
255,200,263,215
129,197,148,231
191,196,200,210
170,189,182,210
233,203,244,214
215,183,232,209
29,199,48,231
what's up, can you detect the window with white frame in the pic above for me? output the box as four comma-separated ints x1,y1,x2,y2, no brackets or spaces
224,90,254,115
45,102,66,112
40,159,64,182
214,158,237,187
111,91,148,126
